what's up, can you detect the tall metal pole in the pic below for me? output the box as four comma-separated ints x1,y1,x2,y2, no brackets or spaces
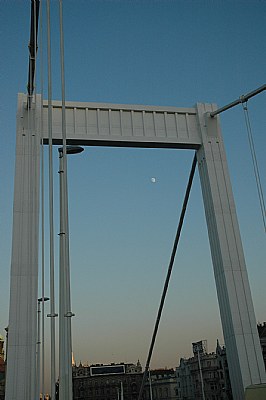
58,146,83,400
197,350,205,400
36,297,49,400
148,369,153,400
40,297,49,400
36,300,41,400
58,0,70,394
46,1,57,399
197,349,205,400
59,149,67,400
120,381,124,400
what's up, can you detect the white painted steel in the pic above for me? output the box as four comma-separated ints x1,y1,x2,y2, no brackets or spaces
41,100,200,148
196,103,266,399
6,93,41,400
46,2,57,398
36,301,41,400
58,151,67,400
58,149,74,400
6,93,266,399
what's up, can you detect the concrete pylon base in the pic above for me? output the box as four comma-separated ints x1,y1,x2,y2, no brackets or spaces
245,384,266,400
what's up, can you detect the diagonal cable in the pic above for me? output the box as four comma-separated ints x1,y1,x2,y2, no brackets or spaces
242,102,266,233
137,152,197,400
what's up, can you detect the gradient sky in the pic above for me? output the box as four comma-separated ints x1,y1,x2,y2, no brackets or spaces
0,0,266,390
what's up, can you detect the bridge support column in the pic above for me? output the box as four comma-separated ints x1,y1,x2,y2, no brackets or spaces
196,103,266,399
5,93,41,400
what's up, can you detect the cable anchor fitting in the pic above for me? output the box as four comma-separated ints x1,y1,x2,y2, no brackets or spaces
64,311,75,318
47,313,58,318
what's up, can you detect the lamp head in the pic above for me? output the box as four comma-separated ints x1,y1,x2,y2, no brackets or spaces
38,297,50,302
58,146,84,155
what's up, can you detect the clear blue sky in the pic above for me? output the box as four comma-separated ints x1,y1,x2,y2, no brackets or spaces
0,0,266,387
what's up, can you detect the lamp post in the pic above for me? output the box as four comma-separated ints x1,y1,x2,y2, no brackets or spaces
120,381,124,400
148,368,153,400
197,349,205,400
36,297,49,400
58,145,84,400
192,341,206,400
116,382,124,400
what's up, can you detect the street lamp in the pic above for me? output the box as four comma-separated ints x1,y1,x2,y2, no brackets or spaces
36,297,49,400
116,382,124,400
192,341,206,400
120,381,124,400
58,145,84,400
148,368,153,400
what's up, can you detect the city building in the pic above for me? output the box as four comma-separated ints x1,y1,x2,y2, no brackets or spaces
257,322,266,369
143,368,178,400
176,340,232,400
0,335,5,400
72,361,144,400
215,341,233,400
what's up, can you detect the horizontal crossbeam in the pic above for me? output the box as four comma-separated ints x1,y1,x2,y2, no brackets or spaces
40,99,201,149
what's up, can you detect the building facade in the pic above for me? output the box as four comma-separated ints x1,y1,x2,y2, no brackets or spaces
143,368,178,400
176,341,232,400
0,335,5,400
72,361,144,400
67,322,266,400
258,322,266,369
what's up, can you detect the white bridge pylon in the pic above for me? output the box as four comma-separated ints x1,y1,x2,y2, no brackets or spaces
5,93,266,400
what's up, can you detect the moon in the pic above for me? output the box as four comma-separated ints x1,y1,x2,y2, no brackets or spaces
151,177,156,183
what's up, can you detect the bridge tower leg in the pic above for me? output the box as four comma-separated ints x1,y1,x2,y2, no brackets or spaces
5,93,41,400
196,103,266,399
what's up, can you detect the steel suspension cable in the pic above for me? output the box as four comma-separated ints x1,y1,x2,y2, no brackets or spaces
46,1,57,399
27,0,40,107
31,2,43,399
38,1,47,399
137,153,198,400
32,2,39,398
241,101,266,233
58,1,73,399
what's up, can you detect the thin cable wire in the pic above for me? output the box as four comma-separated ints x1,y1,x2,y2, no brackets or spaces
33,0,37,118
25,10,31,398
137,153,198,400
241,101,266,232
58,1,73,399
39,1,47,399
46,1,57,399
32,2,39,398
